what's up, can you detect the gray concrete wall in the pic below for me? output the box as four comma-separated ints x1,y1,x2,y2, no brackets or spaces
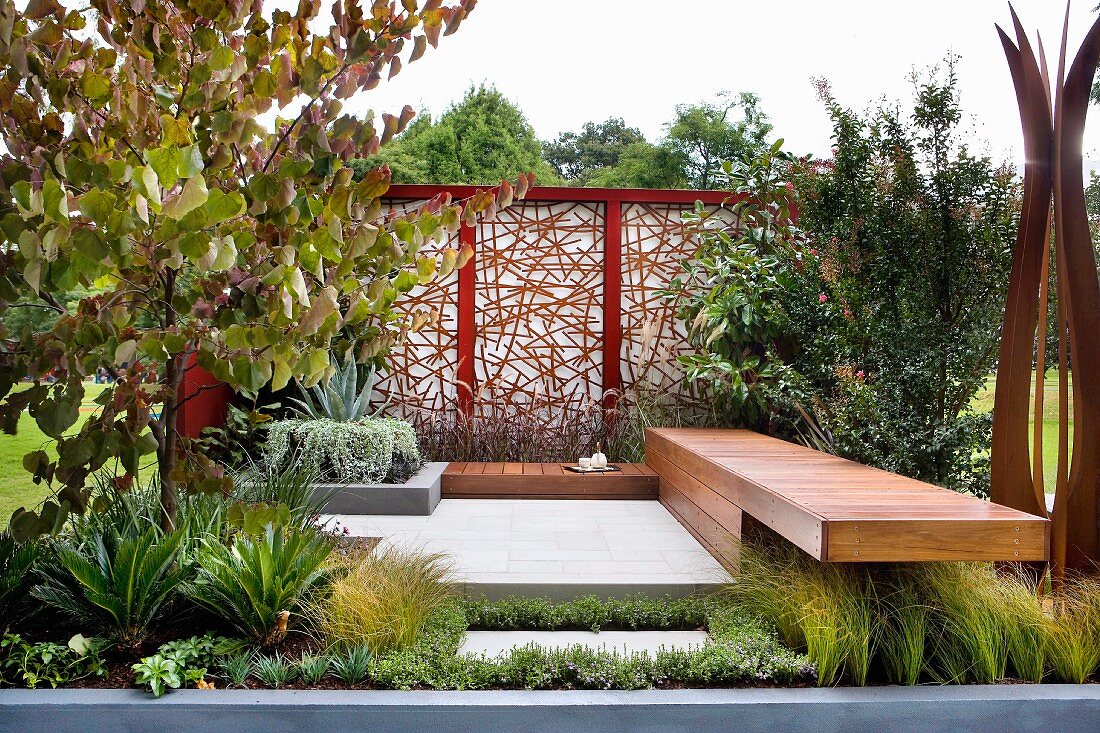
2,685,1097,733
314,461,445,515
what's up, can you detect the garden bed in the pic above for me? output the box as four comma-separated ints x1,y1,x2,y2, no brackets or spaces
314,462,447,515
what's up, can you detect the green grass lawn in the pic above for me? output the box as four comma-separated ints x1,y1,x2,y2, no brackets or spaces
0,382,111,527
972,370,1073,495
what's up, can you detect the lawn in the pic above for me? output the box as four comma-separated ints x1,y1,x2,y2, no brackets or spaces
0,382,111,527
972,370,1072,497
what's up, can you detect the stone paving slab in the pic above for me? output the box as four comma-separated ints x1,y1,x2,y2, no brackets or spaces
330,499,731,599
458,631,710,658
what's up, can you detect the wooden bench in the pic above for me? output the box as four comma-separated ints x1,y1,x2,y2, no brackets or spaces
646,427,1049,564
442,462,658,499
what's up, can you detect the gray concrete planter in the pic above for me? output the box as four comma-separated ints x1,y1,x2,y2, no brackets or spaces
313,461,446,515
1,685,1098,733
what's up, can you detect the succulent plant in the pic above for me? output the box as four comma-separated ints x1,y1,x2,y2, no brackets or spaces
288,357,387,422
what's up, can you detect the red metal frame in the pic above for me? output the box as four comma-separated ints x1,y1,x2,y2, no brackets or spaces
386,184,731,206
603,198,623,409
456,219,477,412
391,186,731,415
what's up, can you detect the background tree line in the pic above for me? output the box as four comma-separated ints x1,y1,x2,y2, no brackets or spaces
352,84,773,189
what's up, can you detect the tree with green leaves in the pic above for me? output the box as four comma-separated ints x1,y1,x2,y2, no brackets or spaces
552,92,772,190
543,117,646,186
787,67,1018,496
0,0,533,537
663,92,772,189
355,83,559,185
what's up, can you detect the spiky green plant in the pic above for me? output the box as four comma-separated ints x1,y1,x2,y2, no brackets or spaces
330,644,372,684
252,653,297,688
219,651,254,688
295,654,331,685
186,526,331,646
231,462,336,532
33,527,190,645
289,357,384,422
0,533,39,627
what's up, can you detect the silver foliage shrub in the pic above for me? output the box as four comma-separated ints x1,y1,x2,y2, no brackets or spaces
264,418,421,484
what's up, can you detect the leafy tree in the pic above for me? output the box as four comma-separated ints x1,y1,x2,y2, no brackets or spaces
557,92,772,190
543,117,646,186
0,0,533,536
355,84,559,184
586,142,687,189
787,66,1018,496
662,92,772,189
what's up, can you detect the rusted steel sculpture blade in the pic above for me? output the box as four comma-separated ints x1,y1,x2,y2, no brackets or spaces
993,3,1100,575
991,14,1053,520
1051,8,1100,570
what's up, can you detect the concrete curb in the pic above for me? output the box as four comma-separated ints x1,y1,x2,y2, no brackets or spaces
314,461,446,515
2,685,1097,733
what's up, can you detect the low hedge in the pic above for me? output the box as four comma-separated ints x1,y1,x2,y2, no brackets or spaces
365,595,816,690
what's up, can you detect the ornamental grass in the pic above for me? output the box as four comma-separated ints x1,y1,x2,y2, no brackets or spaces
309,546,455,655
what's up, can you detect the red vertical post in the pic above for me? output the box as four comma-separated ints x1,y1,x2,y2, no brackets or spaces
603,197,622,409
456,219,477,414
176,353,231,439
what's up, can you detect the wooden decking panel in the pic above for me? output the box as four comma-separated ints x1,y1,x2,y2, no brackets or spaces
442,462,658,499
646,428,1049,563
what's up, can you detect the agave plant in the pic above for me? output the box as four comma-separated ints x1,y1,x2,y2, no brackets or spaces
33,527,190,645
289,357,385,422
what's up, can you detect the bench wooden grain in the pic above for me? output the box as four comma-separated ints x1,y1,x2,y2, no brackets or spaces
442,462,658,499
646,427,1049,563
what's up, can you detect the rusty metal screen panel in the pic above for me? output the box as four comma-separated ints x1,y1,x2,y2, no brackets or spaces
474,201,605,406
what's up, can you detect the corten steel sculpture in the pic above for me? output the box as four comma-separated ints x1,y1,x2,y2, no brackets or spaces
993,4,1100,578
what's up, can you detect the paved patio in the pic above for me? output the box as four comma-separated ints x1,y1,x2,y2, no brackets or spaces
331,499,731,600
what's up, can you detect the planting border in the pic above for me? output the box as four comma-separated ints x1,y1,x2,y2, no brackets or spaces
1,686,1098,733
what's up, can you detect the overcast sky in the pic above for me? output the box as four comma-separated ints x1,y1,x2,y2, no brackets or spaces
348,0,1100,166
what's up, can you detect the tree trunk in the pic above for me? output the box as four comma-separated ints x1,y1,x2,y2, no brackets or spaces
157,351,184,533
158,392,179,533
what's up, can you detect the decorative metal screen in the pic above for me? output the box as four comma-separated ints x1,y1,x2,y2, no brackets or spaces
372,199,460,414
475,201,605,406
374,186,732,416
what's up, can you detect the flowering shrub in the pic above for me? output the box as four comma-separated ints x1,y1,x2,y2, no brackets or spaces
265,418,421,484
784,63,1017,496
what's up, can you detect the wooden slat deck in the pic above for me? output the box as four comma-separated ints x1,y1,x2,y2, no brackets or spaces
647,428,1049,563
442,462,658,499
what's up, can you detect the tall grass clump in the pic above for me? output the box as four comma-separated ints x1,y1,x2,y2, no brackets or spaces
873,575,928,686
722,542,873,686
310,547,454,655
725,535,1100,686
1044,575,1100,683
